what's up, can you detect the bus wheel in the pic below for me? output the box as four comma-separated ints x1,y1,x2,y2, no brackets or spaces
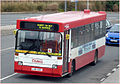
67,60,75,77
91,50,98,66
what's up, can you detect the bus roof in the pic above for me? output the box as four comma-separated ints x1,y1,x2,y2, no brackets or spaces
17,10,106,32
24,10,106,23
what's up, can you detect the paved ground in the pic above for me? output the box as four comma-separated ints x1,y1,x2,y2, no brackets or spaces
1,12,119,26
106,12,119,24
1,35,119,83
102,69,119,83
1,13,41,26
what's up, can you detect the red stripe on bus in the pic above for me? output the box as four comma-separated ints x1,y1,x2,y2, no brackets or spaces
14,62,63,77
75,45,105,70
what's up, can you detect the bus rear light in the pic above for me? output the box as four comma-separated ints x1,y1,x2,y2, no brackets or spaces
15,53,19,56
57,57,62,60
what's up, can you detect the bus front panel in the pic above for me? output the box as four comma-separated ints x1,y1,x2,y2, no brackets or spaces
14,30,64,77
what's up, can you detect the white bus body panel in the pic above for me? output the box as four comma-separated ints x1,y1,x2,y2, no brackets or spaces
70,37,105,59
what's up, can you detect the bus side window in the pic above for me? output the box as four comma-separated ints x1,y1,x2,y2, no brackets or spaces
100,21,103,36
91,23,95,41
84,24,90,44
88,24,91,42
102,20,106,35
89,24,92,42
76,27,79,47
74,27,79,47
71,28,76,48
95,22,100,39
82,26,85,45
78,26,84,46
77,27,80,46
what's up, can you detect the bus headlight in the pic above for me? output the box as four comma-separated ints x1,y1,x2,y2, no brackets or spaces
18,61,23,65
52,64,57,69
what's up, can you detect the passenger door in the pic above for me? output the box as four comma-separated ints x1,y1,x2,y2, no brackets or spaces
63,30,69,73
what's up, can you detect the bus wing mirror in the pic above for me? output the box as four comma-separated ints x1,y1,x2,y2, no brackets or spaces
66,34,70,40
13,29,17,35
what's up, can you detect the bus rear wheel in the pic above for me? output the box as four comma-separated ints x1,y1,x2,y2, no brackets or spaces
67,60,75,77
91,50,98,66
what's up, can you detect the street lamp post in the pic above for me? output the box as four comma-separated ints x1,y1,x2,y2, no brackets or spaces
71,0,78,11
87,0,89,9
65,0,67,12
75,1,77,11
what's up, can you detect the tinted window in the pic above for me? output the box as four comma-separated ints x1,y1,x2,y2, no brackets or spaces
110,25,119,33
71,20,106,49
16,30,62,53
95,22,100,39
91,23,95,40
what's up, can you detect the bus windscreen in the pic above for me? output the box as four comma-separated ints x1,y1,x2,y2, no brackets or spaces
16,30,62,55
20,21,59,32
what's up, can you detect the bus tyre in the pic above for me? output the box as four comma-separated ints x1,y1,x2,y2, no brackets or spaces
67,61,75,77
91,50,98,66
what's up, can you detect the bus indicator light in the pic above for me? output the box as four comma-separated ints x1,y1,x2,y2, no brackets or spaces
15,52,19,56
57,57,62,60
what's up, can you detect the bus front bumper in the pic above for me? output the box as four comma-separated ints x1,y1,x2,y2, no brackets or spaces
14,62,63,77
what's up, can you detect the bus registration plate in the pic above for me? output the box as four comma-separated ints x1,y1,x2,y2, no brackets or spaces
31,68,43,71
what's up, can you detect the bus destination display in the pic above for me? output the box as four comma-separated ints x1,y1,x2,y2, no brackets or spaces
20,21,59,31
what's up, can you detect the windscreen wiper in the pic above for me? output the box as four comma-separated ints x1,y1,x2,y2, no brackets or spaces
24,46,34,55
44,52,51,57
24,50,30,55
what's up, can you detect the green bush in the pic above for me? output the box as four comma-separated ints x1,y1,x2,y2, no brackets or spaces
59,2,65,11
45,2,59,11
1,2,38,12
113,4,119,12
37,5,43,11
1,2,15,12
78,1,87,11
36,2,46,11
1,1,119,12
106,1,119,12
67,1,75,11
17,2,37,12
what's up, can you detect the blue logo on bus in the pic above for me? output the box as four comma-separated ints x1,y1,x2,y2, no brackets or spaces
78,41,96,56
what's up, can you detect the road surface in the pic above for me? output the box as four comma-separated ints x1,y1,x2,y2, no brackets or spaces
1,12,119,26
1,35,119,83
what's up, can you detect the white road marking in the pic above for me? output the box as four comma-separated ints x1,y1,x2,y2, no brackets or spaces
100,66,119,82
106,73,111,77
117,65,119,68
0,47,14,52
100,78,106,82
0,73,18,81
112,68,117,72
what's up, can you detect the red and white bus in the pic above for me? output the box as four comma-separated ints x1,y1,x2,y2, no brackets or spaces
14,9,106,77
